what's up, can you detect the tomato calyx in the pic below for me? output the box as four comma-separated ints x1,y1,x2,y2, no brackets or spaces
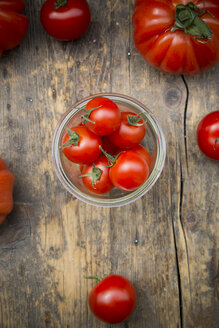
81,106,102,125
99,146,121,167
127,114,145,126
214,137,219,150
81,164,102,186
85,275,103,283
54,0,68,10
171,2,213,41
59,128,79,150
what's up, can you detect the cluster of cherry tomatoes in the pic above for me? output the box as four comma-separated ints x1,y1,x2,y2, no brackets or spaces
60,96,152,194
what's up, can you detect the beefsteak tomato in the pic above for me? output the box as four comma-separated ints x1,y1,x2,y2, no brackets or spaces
0,0,29,55
132,0,219,75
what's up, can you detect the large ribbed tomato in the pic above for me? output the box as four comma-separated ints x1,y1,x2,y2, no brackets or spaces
133,0,219,75
0,0,29,55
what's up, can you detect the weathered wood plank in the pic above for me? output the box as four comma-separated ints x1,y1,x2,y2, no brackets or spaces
178,68,219,328
0,0,218,327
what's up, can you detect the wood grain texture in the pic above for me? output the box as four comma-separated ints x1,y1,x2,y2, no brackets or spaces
0,0,218,327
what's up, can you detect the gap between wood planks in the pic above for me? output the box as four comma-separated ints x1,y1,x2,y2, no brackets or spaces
171,75,191,328
181,75,189,169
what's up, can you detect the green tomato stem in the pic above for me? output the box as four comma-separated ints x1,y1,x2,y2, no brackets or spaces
80,164,102,186
214,137,219,150
81,106,102,125
127,114,146,126
84,275,103,283
171,2,213,41
54,0,67,10
59,128,79,150
99,146,121,167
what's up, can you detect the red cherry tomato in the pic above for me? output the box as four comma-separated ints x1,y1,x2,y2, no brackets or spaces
133,0,219,75
81,155,114,194
0,0,29,54
40,0,91,41
132,144,151,167
88,275,137,324
84,97,121,136
197,111,219,160
109,150,149,191
102,136,118,154
108,111,146,149
60,126,102,164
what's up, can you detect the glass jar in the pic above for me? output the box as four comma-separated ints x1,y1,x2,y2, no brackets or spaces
52,93,166,207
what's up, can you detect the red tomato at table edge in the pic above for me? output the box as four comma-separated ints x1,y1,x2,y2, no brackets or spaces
84,97,121,136
81,155,114,194
0,0,29,54
197,111,219,160
60,126,102,164
132,0,219,75
40,0,91,41
87,275,137,324
108,111,146,149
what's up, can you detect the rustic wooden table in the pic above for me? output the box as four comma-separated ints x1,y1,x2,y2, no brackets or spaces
0,1,218,327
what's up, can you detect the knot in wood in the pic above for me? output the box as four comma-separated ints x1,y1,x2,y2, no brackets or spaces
164,87,182,108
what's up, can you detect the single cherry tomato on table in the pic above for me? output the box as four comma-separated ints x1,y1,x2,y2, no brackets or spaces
197,111,219,160
133,0,219,75
81,155,114,194
0,0,29,55
108,111,146,149
40,0,91,41
83,97,121,136
60,126,102,164
86,275,137,324
105,149,149,191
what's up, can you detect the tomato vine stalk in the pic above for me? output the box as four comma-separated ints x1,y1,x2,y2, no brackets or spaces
54,0,68,10
171,2,213,41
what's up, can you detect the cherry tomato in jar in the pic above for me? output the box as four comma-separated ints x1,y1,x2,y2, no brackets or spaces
81,155,114,194
101,136,118,154
40,0,91,41
83,97,121,136
87,275,137,324
132,0,219,75
197,111,219,160
0,0,29,55
108,111,146,149
132,144,151,167
109,149,149,191
60,126,102,164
